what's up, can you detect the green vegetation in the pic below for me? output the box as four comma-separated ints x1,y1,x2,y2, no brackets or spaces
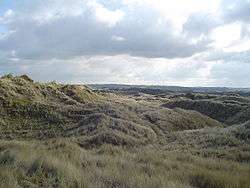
0,75,249,187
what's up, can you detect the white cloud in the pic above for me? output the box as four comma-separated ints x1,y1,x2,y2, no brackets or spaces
0,30,16,40
225,39,250,52
3,54,249,87
111,35,126,42
29,0,86,24
0,9,15,24
123,0,222,32
4,9,14,17
210,22,242,49
89,1,124,27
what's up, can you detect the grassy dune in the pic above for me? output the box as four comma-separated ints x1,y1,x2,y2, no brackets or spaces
0,75,249,188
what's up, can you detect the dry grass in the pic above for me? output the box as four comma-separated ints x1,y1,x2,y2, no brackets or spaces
0,140,249,188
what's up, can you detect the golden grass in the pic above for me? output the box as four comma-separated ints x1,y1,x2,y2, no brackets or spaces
0,139,249,188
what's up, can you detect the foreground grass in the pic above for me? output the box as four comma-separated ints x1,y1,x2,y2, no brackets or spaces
0,139,249,188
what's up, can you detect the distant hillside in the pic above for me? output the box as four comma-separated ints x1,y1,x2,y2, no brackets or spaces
162,97,250,125
89,84,250,95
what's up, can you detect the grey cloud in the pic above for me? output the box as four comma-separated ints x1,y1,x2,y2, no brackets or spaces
183,0,250,39
241,24,250,38
182,12,221,38
0,0,208,60
204,50,250,63
222,0,250,23
209,60,250,87
1,0,250,61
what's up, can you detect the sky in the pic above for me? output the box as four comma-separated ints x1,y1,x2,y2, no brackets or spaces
0,0,250,87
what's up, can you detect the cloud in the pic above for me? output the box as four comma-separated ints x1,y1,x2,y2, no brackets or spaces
0,0,210,60
2,54,249,87
1,55,209,85
89,1,125,27
210,22,242,49
204,50,250,63
0,9,15,24
0,0,250,87
222,0,250,23
182,12,221,38
111,35,126,42
209,60,250,87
